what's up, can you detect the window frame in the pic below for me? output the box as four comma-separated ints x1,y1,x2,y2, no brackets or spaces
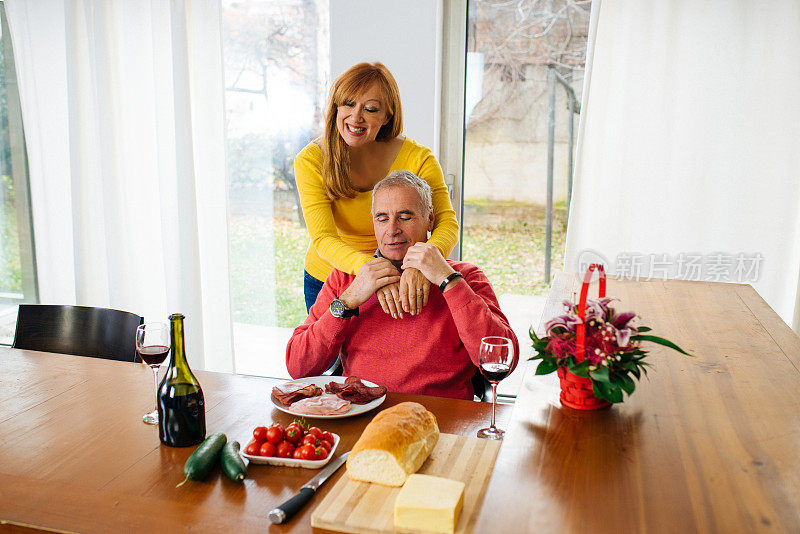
0,1,39,311
438,0,468,261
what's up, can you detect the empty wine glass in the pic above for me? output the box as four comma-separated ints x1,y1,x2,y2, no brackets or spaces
136,323,170,424
477,336,514,440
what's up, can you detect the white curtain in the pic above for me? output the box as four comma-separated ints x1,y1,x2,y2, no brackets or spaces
6,0,235,371
565,0,800,332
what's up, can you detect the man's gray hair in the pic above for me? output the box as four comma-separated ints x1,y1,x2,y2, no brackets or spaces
372,170,433,217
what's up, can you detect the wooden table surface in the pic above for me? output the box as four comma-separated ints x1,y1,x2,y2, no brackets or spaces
4,275,800,533
475,274,800,533
0,348,510,533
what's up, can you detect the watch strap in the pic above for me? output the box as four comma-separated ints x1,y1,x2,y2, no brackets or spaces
439,272,463,292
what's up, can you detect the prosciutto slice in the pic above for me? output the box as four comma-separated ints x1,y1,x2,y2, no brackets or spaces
272,381,323,406
289,395,351,415
325,376,387,404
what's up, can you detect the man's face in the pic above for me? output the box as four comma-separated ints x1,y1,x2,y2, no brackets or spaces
372,185,434,262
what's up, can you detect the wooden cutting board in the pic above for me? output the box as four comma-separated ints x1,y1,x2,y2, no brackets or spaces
311,433,501,534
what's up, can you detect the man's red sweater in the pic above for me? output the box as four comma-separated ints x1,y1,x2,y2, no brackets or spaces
286,260,520,400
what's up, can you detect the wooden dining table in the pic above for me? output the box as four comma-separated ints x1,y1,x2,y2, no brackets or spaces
2,273,800,533
0,346,511,533
476,273,800,533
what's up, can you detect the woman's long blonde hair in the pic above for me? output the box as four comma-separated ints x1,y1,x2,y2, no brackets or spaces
322,62,403,199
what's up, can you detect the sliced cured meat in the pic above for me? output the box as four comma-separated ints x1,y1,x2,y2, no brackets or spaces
273,382,312,396
290,395,351,415
325,381,347,394
325,376,387,405
336,386,386,404
272,381,323,406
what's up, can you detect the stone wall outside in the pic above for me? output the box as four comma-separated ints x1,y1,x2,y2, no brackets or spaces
464,63,583,204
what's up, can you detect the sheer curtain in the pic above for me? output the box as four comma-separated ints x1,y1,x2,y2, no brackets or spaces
6,0,235,371
565,0,800,332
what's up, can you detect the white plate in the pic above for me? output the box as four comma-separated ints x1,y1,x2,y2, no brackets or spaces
241,432,340,469
270,376,386,419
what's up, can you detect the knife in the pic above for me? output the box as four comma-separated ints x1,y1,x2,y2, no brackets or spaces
268,451,350,524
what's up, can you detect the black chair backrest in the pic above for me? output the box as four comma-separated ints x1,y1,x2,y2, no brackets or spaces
472,368,493,401
12,304,144,362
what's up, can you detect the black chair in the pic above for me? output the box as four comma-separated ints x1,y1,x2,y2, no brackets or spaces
12,304,144,362
472,369,493,402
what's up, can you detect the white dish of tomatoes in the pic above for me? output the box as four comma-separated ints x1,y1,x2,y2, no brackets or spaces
240,422,340,469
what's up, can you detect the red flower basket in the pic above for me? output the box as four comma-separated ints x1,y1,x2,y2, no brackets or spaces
558,264,611,410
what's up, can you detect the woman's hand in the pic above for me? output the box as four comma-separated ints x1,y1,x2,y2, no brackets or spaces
399,268,430,316
375,268,432,318
375,283,403,319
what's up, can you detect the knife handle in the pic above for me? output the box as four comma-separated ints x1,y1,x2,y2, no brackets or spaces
268,487,315,524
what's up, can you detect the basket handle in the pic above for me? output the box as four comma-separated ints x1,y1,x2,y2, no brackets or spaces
574,264,606,362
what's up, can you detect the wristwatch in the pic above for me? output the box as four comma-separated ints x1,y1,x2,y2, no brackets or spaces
439,272,463,292
330,298,359,319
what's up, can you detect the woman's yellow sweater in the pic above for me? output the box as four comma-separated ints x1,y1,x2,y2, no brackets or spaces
294,137,459,281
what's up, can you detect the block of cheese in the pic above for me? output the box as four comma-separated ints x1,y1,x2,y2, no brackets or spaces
394,474,465,533
346,402,439,486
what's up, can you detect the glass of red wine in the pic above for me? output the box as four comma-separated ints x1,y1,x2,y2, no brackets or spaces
477,336,514,440
136,323,170,425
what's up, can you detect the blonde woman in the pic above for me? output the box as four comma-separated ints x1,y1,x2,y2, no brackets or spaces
294,62,458,318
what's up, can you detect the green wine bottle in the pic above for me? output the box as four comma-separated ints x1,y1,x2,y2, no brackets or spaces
157,313,206,447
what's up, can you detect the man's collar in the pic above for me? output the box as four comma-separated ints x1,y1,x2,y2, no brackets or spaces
374,249,403,272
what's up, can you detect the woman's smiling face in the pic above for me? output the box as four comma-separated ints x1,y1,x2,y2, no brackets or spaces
336,83,391,148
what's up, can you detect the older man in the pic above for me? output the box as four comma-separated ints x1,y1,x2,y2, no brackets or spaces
286,170,519,400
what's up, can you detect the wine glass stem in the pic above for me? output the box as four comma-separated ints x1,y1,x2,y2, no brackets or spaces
490,382,498,429
151,366,160,409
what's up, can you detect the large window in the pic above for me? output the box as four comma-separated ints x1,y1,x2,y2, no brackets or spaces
0,2,37,345
219,0,590,387
222,0,329,376
462,0,590,394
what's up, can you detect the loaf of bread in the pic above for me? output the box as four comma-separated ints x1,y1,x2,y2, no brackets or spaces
346,402,439,486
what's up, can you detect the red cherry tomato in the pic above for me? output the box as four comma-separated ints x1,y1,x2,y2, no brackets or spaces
318,439,333,452
301,434,319,447
294,444,315,460
245,440,260,456
292,419,307,433
292,446,305,459
322,431,334,444
253,426,268,443
313,446,328,460
307,427,323,440
276,440,295,458
285,425,303,444
266,424,285,445
259,442,277,457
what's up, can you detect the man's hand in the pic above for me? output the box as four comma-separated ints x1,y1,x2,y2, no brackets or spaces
401,243,455,286
339,258,401,309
